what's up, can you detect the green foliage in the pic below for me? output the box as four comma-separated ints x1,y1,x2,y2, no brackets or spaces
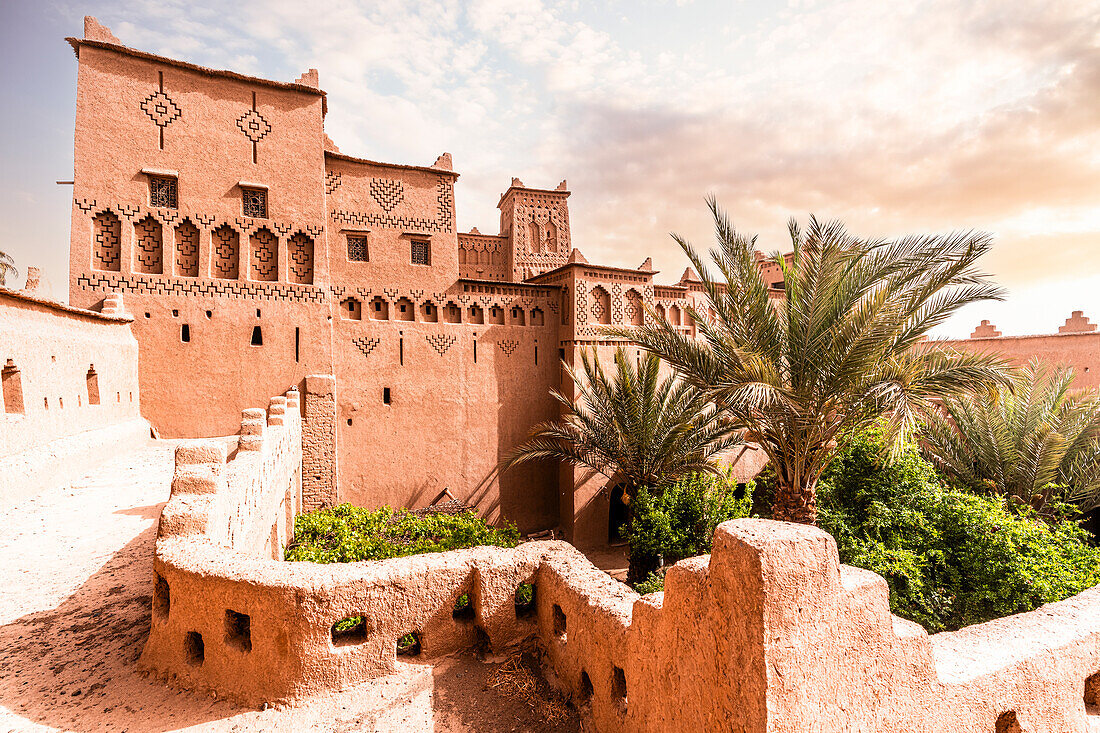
612,201,1012,523
633,569,666,595
333,616,363,633
502,347,742,499
817,425,1100,632
515,582,535,607
922,359,1100,514
285,503,520,564
625,467,753,583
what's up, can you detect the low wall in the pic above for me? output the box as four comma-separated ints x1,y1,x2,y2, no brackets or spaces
142,395,1100,729
0,288,147,511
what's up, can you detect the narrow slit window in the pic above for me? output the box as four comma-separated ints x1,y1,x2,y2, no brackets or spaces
180,324,190,343
251,326,263,346
383,387,391,405
295,327,300,362
2,360,25,414
86,366,100,405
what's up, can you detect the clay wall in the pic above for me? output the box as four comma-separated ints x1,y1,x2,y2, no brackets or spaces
142,437,1100,730
67,32,332,438
936,312,1100,390
457,232,510,281
0,288,147,511
331,279,563,532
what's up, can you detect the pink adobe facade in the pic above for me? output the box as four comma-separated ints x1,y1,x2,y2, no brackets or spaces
63,18,749,548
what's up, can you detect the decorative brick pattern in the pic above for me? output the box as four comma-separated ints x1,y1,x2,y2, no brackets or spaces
611,282,623,323
249,228,278,281
288,233,314,284
77,272,325,303
591,285,610,324
370,178,404,212
498,338,519,356
353,336,381,357
212,225,240,279
426,334,456,356
237,108,271,143
133,215,164,274
92,210,122,272
325,170,342,194
140,89,181,141
75,198,96,213
174,220,200,277
331,180,454,233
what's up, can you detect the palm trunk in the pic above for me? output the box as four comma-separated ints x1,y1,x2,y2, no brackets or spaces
772,478,818,525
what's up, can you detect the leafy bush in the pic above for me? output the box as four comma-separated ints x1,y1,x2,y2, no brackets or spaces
633,569,667,595
816,426,1100,632
625,467,753,585
285,503,520,564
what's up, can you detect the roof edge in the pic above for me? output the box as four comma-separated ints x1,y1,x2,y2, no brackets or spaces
325,151,460,178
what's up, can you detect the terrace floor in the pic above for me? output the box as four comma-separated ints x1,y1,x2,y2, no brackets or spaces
0,440,580,732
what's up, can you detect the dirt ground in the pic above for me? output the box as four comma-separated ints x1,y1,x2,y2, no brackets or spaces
0,440,582,733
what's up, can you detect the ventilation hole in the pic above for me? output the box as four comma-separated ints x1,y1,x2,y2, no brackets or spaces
171,309,179,317
383,387,391,405
44,397,49,409
224,610,252,653
153,574,170,619
180,324,190,343
205,310,212,319
347,418,353,426
579,670,593,703
332,616,368,647
58,397,63,409
452,593,475,622
1086,670,1100,707
473,625,492,658
144,312,151,319
251,326,263,346
515,583,536,619
552,604,566,642
184,631,204,666
397,631,421,657
256,309,261,317
612,666,627,712
995,711,1021,733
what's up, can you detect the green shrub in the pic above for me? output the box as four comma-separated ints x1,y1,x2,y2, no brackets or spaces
285,503,520,564
816,425,1100,632
625,467,753,584
633,569,667,595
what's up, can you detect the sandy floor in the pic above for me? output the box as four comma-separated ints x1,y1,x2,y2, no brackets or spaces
0,440,581,733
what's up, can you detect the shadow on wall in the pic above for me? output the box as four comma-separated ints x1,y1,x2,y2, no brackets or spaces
0,525,241,732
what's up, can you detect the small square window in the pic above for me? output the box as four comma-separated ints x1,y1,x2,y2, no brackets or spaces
149,176,177,209
411,240,430,266
347,235,369,262
242,188,267,219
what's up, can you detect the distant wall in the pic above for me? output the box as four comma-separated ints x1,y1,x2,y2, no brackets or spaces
0,288,147,511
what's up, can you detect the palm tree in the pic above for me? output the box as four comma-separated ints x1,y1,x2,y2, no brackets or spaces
921,360,1100,514
502,347,742,502
0,250,16,287
613,199,1013,525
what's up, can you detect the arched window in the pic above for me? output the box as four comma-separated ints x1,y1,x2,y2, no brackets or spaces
174,219,200,277
133,215,163,274
395,297,415,321
92,211,121,272
625,289,644,326
369,297,389,321
288,233,314,284
468,304,484,324
212,225,240,279
341,297,362,320
420,301,439,323
443,302,462,323
510,306,526,326
250,228,278,281
591,286,611,325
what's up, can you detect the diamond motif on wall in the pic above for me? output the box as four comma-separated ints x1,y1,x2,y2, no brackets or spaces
237,109,271,143
288,233,314,284
370,179,405,212
426,334,457,356
141,90,181,129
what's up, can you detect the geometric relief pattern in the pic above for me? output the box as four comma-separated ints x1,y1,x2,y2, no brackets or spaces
249,228,278,281
212,224,240,279
426,334,456,356
174,219,200,277
288,233,314,284
78,272,325,303
369,178,404,212
624,288,644,326
133,215,163,274
590,285,611,325
92,210,122,272
498,339,520,356
353,336,381,357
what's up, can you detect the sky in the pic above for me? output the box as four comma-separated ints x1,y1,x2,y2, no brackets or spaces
1,0,1097,338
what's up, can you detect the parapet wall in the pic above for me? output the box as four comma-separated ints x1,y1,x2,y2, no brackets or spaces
0,288,148,512
143,397,1100,729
